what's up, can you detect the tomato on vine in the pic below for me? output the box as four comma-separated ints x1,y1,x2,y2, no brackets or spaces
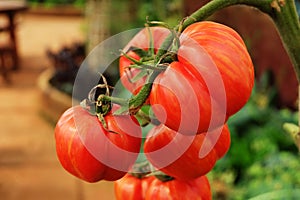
144,124,230,180
149,21,254,134
114,173,155,200
149,61,227,134
54,105,142,183
178,21,254,117
145,175,212,200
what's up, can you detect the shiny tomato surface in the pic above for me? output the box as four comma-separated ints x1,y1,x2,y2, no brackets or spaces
55,105,142,182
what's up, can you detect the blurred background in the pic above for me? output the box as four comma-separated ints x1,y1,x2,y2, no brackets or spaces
0,0,300,199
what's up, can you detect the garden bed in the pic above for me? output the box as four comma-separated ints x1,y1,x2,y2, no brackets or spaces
37,67,73,124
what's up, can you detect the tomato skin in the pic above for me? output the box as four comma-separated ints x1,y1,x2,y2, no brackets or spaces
178,21,254,117
145,176,212,200
144,124,230,180
54,105,142,183
149,61,228,134
114,173,155,200
119,27,169,94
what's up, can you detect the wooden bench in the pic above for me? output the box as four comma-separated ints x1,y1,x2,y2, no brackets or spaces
0,1,27,82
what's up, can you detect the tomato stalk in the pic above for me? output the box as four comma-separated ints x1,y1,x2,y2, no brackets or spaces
128,160,152,179
96,70,161,116
148,170,175,182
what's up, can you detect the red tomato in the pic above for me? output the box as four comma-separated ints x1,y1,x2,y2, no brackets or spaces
149,61,228,134
150,21,254,134
114,173,155,200
145,176,212,200
54,105,142,183
178,21,254,117
119,27,169,95
144,124,230,180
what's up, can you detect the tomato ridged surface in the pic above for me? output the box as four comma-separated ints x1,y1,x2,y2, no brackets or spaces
55,105,142,182
145,176,212,200
144,124,230,180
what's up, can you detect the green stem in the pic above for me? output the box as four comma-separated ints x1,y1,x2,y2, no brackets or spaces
128,70,161,114
179,0,274,30
98,95,128,106
268,1,300,151
97,71,161,116
268,0,300,82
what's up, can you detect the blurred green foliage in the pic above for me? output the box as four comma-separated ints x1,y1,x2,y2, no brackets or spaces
240,152,300,199
210,71,299,199
110,0,182,34
27,0,85,8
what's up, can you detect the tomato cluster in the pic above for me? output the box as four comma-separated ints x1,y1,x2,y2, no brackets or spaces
120,21,254,134
54,21,254,199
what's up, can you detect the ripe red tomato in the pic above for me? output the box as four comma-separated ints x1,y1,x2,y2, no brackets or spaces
145,176,212,200
149,21,254,134
144,124,230,180
178,21,254,117
114,173,155,200
119,27,169,95
149,61,227,134
54,105,142,183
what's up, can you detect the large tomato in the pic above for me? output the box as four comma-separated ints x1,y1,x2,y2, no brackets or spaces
144,124,230,180
54,105,142,183
178,21,254,116
114,173,155,200
149,61,227,134
149,21,254,134
145,176,212,200
119,27,169,95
